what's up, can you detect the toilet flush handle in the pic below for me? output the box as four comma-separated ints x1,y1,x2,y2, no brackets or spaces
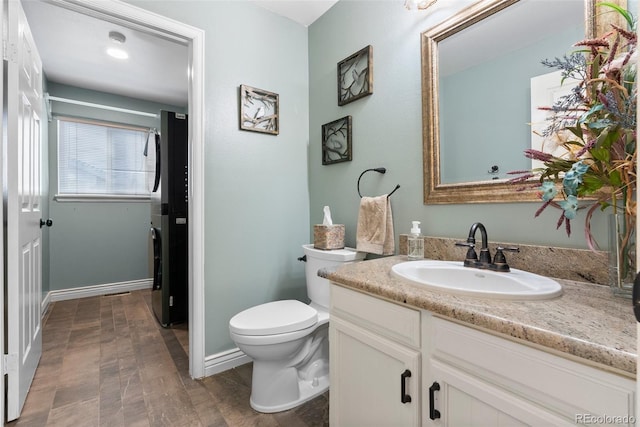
297,255,307,262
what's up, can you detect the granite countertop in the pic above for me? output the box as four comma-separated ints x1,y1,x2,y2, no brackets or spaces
321,255,637,378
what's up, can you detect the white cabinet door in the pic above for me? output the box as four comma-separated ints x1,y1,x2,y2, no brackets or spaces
428,359,574,427
428,317,635,426
330,316,421,427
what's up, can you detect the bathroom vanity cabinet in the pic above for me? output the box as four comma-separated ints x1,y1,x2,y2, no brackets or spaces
330,284,421,426
329,284,636,427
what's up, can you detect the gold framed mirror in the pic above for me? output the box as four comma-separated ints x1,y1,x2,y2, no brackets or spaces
421,0,623,204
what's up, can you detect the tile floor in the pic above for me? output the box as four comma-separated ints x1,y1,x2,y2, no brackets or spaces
10,289,329,426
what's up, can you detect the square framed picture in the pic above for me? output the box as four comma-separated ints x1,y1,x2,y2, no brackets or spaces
322,116,352,165
239,84,279,135
337,45,373,106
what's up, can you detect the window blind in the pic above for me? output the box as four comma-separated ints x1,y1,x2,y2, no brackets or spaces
57,118,149,197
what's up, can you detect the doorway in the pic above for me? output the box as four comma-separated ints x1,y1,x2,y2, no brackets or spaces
4,0,205,420
29,0,205,375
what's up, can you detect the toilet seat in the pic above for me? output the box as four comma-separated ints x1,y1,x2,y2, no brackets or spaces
229,300,318,336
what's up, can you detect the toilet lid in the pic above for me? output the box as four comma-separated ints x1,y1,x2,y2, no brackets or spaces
229,300,318,336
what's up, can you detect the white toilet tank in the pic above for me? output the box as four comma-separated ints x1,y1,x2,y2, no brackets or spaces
302,244,365,308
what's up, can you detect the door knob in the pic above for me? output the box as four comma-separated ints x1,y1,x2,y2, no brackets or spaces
39,218,53,228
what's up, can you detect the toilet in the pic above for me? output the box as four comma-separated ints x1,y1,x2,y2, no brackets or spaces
229,244,365,413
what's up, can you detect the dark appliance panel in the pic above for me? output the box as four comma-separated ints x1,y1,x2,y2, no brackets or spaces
150,111,188,327
161,111,188,216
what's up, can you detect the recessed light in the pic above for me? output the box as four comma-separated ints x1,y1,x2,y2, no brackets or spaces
106,47,129,60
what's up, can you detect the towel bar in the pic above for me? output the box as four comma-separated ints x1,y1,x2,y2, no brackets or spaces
357,167,400,198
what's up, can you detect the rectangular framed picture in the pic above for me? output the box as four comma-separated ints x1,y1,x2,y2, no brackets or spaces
239,84,279,135
322,116,352,165
337,45,373,106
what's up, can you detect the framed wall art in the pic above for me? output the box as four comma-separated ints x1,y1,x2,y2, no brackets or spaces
322,116,352,165
239,84,279,135
337,45,373,106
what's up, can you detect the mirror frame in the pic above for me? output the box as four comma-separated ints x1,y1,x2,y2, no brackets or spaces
421,0,599,204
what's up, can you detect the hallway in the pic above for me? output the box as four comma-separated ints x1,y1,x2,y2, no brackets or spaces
10,289,329,426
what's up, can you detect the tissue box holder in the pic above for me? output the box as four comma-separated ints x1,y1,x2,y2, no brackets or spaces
314,224,345,250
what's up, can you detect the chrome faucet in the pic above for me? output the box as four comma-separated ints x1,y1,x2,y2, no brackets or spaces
455,222,519,272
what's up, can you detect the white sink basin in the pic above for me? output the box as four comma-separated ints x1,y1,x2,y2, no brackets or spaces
391,260,563,300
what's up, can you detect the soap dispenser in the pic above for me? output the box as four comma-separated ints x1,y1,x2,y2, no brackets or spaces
407,221,424,260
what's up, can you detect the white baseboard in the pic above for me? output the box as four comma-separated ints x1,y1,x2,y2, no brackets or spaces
204,348,251,377
45,278,153,306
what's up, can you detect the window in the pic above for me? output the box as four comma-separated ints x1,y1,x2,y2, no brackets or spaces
57,118,150,199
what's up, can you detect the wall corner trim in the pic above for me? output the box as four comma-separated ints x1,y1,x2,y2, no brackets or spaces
41,292,52,315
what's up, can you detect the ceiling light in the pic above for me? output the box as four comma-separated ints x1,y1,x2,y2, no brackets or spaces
404,0,438,10
106,30,128,60
106,47,129,60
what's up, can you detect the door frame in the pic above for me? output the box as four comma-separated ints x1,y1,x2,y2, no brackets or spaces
636,0,639,417
0,0,5,422
32,0,206,378
635,0,640,414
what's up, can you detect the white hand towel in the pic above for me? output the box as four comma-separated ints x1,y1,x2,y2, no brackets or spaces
356,195,395,255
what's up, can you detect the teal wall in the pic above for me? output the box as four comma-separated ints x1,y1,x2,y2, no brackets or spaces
124,1,311,356
46,82,185,291
109,0,611,363
309,0,608,253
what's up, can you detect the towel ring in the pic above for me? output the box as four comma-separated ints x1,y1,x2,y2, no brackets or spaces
357,167,400,198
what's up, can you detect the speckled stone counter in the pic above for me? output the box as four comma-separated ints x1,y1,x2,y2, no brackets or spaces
321,256,637,378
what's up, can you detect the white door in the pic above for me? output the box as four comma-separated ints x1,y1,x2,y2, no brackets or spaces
5,0,43,420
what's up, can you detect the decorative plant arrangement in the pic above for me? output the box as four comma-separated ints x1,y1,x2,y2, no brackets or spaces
510,3,637,296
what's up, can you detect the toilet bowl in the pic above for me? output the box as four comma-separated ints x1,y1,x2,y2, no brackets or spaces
229,244,365,413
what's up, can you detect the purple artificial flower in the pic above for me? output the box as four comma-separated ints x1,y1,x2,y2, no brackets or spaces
524,149,553,163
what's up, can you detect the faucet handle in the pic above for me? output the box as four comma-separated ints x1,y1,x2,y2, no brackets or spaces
455,241,478,266
496,246,520,254
455,241,475,249
492,246,520,272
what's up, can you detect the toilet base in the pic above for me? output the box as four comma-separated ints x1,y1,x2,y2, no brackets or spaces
250,373,329,413
240,323,330,414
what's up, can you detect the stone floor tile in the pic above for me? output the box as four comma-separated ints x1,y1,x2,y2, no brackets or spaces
15,290,329,427
47,397,100,427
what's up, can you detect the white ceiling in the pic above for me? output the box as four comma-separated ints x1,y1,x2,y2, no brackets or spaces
22,0,337,108
252,1,338,27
